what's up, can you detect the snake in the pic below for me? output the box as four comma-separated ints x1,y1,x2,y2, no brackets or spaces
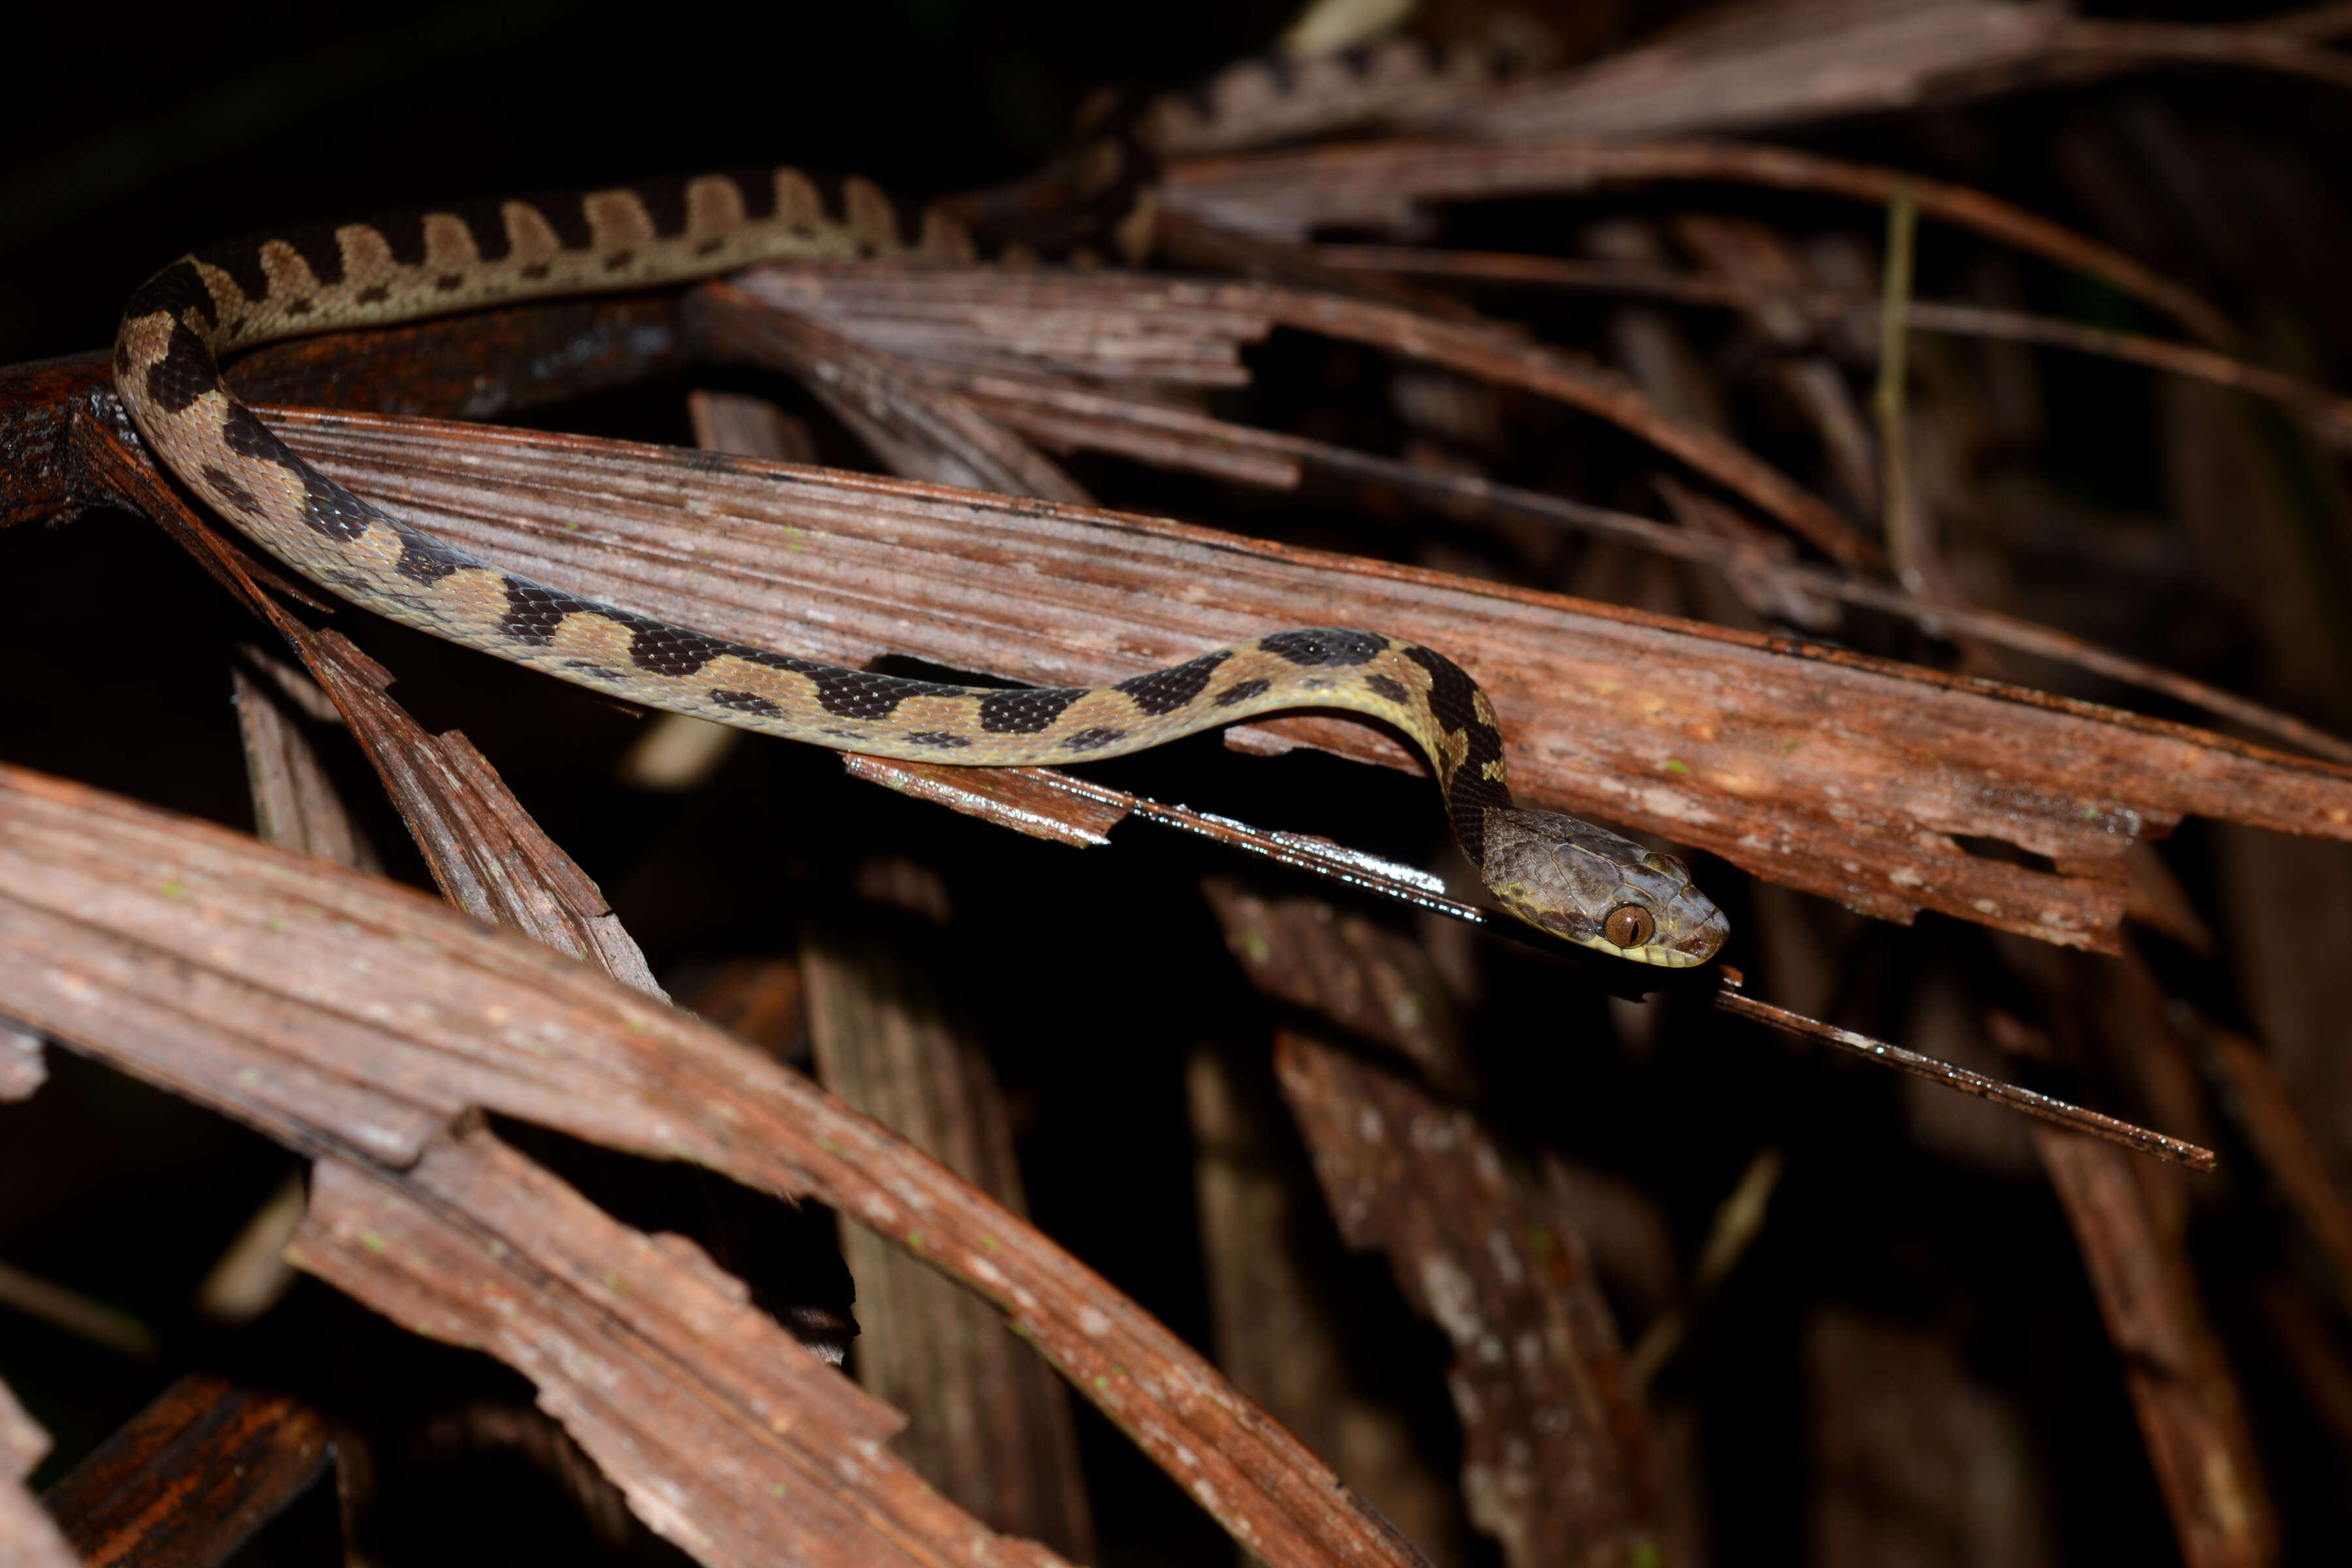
112,167,1727,966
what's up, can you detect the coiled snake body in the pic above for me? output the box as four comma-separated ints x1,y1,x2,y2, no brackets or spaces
114,167,1727,966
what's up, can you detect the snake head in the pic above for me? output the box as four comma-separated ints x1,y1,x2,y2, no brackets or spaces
1480,808,1728,968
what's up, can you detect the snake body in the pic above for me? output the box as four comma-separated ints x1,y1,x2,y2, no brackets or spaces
114,167,1727,966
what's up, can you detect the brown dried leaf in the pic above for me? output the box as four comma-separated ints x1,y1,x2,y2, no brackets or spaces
0,1019,42,1104
120,276,2323,768
841,755,1131,849
958,367,1307,488
2211,826,2352,1183
1200,877,1475,1092
262,407,2352,953
759,255,2345,757
800,915,1096,1558
1275,1032,1654,1568
231,649,382,873
2205,1026,2352,1303
1305,243,2352,449
2034,1128,2278,1568
726,267,1266,387
1806,1308,2056,1567
0,764,1432,1568
731,267,1870,565
1653,475,1840,633
0,1473,76,1568
41,1372,334,1568
1670,214,1884,517
2253,1278,2352,1474
1187,1041,1471,1561
685,286,1092,503
708,270,2352,758
687,389,819,466
71,408,665,998
1162,138,2236,346
295,629,664,998
1417,0,2066,144
0,1376,46,1483
292,1125,1068,1568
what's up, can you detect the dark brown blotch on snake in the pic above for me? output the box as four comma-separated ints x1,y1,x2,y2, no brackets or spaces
629,177,693,239
710,690,781,717
1213,678,1271,708
198,464,261,517
283,225,350,287
978,687,1086,734
1258,627,1384,666
395,534,465,586
1115,649,1231,715
206,242,277,310
146,319,220,414
220,403,285,464
534,191,598,252
497,578,581,645
297,472,370,544
625,623,730,679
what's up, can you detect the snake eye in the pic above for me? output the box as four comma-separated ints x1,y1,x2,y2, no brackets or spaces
1603,904,1656,949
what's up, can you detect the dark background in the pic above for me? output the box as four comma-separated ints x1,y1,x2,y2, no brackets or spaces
0,0,1301,363
7,3,2352,1565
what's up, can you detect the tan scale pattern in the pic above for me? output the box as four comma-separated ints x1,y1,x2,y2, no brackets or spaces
112,165,1725,966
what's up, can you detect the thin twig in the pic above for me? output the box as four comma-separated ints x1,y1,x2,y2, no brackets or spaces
0,1260,158,1358
1162,137,2242,344
2265,1,2352,42
1625,1147,1784,1388
1178,781,2221,1169
1307,244,2352,449
1902,300,2352,446
1115,783,2218,1169
1875,180,1920,585
2053,16,2352,93
1714,985,2217,1171
844,751,2216,1170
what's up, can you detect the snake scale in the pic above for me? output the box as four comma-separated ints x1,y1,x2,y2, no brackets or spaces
114,167,1727,966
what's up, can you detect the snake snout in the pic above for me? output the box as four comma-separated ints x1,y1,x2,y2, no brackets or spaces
1665,888,1731,964
1480,808,1731,965
1611,860,1727,967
